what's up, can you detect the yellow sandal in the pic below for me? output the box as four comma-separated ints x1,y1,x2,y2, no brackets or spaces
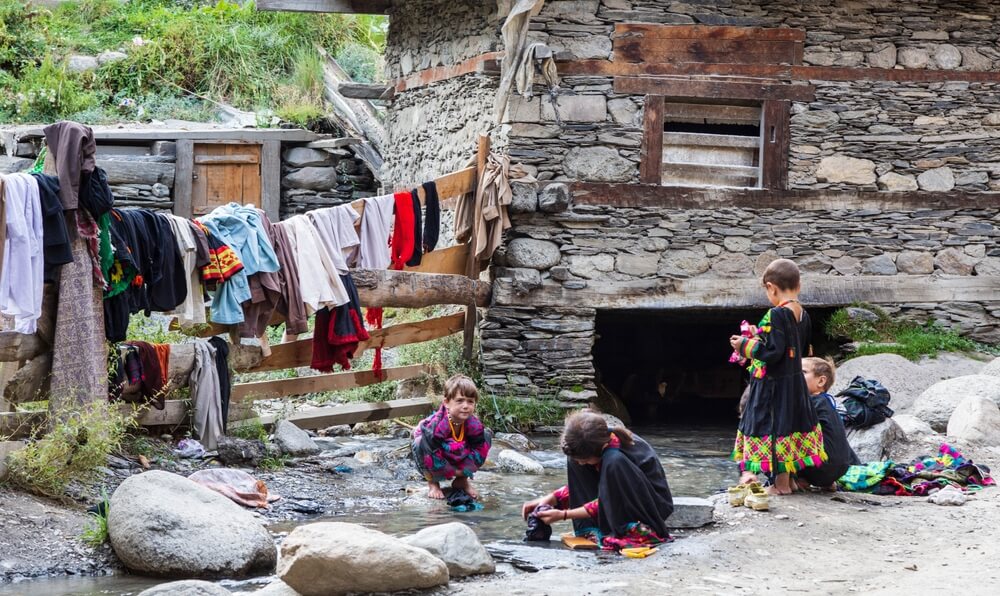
727,483,750,507
743,482,769,511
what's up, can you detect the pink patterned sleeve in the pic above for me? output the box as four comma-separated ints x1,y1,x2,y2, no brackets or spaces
553,485,570,509
583,499,599,518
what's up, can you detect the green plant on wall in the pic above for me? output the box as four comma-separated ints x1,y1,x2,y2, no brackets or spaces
2,55,98,122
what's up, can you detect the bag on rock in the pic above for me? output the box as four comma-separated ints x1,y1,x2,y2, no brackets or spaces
836,376,894,429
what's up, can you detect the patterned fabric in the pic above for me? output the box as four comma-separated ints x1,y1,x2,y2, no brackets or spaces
412,405,492,482
574,522,673,552
839,444,995,495
744,309,773,379
838,461,893,492
196,221,244,283
732,423,827,474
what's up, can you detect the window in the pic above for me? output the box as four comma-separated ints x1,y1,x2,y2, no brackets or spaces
661,102,763,188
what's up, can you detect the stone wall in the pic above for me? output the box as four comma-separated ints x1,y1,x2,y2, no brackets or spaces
384,0,499,80
280,145,378,217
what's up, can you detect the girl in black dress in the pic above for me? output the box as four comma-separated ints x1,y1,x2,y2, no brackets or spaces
729,259,827,495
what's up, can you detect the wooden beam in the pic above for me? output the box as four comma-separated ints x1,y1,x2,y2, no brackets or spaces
317,47,387,156
613,24,806,42
394,52,504,93
338,82,394,100
174,139,194,218
494,276,1000,310
0,332,47,362
760,99,790,190
614,76,816,102
352,269,492,309
615,36,802,66
245,313,465,373
232,364,430,402
255,0,390,13
640,95,664,184
255,397,435,430
261,139,281,223
464,134,490,360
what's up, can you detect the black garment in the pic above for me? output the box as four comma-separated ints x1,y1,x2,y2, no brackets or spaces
30,173,73,282
206,336,231,432
103,209,143,342
525,503,554,541
738,307,821,454
800,393,862,487
446,487,476,509
421,181,440,253
567,435,674,540
78,166,114,219
406,189,423,267
115,209,187,315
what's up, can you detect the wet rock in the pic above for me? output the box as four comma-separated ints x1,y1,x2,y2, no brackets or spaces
493,432,538,452
275,420,320,457
917,167,955,192
893,414,936,440
928,485,967,506
138,580,232,596
288,500,326,514
217,436,267,467
319,425,352,437
947,396,1000,445
563,146,633,182
815,155,876,185
401,522,495,577
506,238,561,270
277,522,448,595
509,182,538,214
847,419,905,461
912,375,1000,432
251,580,302,596
108,471,276,578
667,497,714,528
538,183,571,213
896,251,934,274
495,449,544,475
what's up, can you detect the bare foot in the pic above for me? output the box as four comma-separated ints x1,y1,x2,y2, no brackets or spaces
427,482,445,499
452,476,479,499
739,472,758,485
765,486,792,496
794,478,810,492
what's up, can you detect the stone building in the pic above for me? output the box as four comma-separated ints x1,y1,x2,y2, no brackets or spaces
267,0,1000,422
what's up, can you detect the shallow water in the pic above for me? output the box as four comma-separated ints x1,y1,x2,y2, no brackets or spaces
0,425,735,595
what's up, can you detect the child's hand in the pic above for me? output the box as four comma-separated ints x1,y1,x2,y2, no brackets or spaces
729,335,744,351
521,498,543,520
534,508,567,524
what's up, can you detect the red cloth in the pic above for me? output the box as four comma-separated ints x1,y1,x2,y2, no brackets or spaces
389,191,415,271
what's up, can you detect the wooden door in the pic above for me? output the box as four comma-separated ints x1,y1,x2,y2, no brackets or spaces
191,143,262,215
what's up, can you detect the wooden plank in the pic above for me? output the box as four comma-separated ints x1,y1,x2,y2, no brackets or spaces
465,134,490,360
614,77,816,102
0,332,46,362
254,397,434,430
255,0,390,13
615,38,801,65
318,46,387,156
494,276,1000,310
261,139,281,223
569,182,1000,211
404,243,470,275
613,23,806,42
394,52,505,93
640,95,665,184
246,312,466,373
664,102,762,125
232,364,430,402
760,99,790,190
96,159,174,186
174,139,194,218
664,132,760,148
194,154,259,165
338,82,393,99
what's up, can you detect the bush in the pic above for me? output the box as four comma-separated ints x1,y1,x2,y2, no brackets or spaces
335,41,384,83
1,55,99,123
5,401,132,498
80,488,111,547
0,1,47,72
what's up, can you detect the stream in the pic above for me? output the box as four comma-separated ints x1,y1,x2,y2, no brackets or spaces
0,425,736,596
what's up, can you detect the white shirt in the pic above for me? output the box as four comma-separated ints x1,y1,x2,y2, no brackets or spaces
281,215,348,313
308,204,361,275
0,174,44,334
357,194,394,270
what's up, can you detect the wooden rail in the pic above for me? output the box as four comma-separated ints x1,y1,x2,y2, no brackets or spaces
232,364,432,402
254,397,435,431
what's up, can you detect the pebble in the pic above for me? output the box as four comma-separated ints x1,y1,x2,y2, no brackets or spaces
774,514,790,520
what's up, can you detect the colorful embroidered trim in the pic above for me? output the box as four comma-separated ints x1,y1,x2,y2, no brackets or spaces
731,424,828,474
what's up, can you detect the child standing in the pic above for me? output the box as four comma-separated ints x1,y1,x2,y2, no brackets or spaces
729,259,827,495
798,357,861,490
412,374,492,499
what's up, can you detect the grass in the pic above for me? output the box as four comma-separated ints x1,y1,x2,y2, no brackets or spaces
229,418,269,443
826,304,995,361
125,314,188,344
80,489,110,548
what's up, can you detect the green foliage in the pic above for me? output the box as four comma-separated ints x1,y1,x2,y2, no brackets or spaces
0,1,47,71
126,314,187,344
230,418,269,443
5,401,132,498
1,55,99,122
827,304,985,361
258,453,288,471
480,393,564,433
80,488,110,548
335,41,383,83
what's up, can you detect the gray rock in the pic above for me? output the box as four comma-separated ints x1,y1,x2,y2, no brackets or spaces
108,471,276,578
250,580,302,596
495,449,544,474
0,156,33,174
955,171,988,186
897,47,930,69
832,255,862,275
947,395,1000,445
958,47,991,71
893,414,936,440
980,357,1000,378
974,257,1000,276
569,254,615,279
277,522,448,596
493,432,538,452
912,375,1000,431
667,496,714,529
401,522,495,577
862,254,897,275
659,249,710,278
97,51,128,65
877,172,918,192
542,95,607,123
815,155,876,185
916,167,955,192
912,30,949,41
616,253,658,276
791,110,840,128
830,354,930,412
217,436,267,467
67,54,99,73
538,183,570,213
867,43,897,68
509,182,538,214
138,580,231,596
723,236,751,253
607,98,640,126
710,253,754,278
845,307,880,323
563,146,634,182
506,238,561,270
495,267,542,292
274,420,320,457
283,167,339,190
896,251,934,274
933,44,962,69
551,35,612,60
983,112,1000,127
847,419,905,461
320,425,352,437
151,183,170,198
934,248,977,275
283,148,335,168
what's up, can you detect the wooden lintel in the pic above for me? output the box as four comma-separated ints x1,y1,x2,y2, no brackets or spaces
255,0,390,14
494,276,1000,311
571,183,1000,211
614,76,816,102
0,332,47,362
394,52,504,93
232,363,430,402
253,397,435,431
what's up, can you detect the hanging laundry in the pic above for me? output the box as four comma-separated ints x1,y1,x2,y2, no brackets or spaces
422,181,440,253
455,153,537,264
357,194,394,270
280,214,348,313
29,173,73,282
187,220,211,269
114,340,167,410
42,121,96,211
390,191,415,270
308,204,361,275
165,214,206,326
311,274,369,372
0,173,44,334
190,339,224,451
241,212,308,338
206,336,232,432
113,209,187,315
406,188,423,267
195,219,243,286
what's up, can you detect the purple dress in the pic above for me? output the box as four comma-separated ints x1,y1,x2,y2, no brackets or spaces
412,405,492,482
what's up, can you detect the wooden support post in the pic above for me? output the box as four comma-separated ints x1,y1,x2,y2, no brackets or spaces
464,133,490,361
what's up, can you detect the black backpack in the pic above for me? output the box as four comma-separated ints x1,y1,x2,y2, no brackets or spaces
835,376,894,429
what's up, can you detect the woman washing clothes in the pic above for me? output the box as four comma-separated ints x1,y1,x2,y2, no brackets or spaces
520,411,674,550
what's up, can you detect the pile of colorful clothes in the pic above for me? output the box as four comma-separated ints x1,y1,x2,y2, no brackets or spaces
838,443,994,495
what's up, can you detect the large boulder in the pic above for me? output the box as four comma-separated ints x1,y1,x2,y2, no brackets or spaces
893,414,937,441
847,418,906,461
277,522,449,596
980,357,1000,377
495,449,544,474
401,522,495,577
912,375,1000,432
138,580,231,596
830,354,929,411
274,420,320,457
947,396,1000,446
108,471,276,578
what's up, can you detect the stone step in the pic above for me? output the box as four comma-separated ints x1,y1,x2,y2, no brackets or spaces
667,496,715,529
663,132,761,149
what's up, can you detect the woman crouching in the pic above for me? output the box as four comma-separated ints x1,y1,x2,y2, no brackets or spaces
521,411,674,550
